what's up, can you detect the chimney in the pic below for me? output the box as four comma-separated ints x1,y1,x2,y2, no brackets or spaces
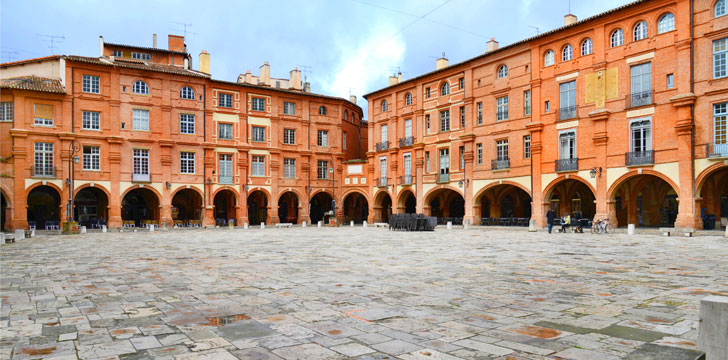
304,82,311,92
153,34,157,48
350,95,357,104
564,14,577,26
259,62,271,86
289,68,302,90
388,74,399,86
436,57,449,70
168,34,185,52
199,50,210,74
184,57,189,69
486,38,499,52
99,36,104,57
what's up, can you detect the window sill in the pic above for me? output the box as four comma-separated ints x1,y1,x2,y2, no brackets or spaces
81,128,102,132
131,93,151,97
132,129,151,132
32,124,55,128
180,132,196,135
82,169,102,172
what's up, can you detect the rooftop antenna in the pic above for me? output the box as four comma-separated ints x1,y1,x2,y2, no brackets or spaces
528,25,540,35
36,34,65,55
1,50,19,61
297,65,312,83
568,0,571,14
169,22,198,38
388,66,401,76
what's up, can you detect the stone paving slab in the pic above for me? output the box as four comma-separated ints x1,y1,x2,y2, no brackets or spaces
2,227,725,359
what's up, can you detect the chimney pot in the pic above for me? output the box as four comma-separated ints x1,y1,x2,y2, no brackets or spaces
350,95,357,104
389,75,399,86
289,68,302,90
564,14,577,26
99,36,104,57
259,62,271,86
486,38,499,52
153,34,157,48
199,51,210,74
436,57,449,70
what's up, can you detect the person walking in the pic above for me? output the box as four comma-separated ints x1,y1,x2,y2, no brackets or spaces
546,209,556,233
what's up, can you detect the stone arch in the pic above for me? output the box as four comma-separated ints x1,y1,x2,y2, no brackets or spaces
424,185,463,204
425,187,465,225
277,191,300,224
607,170,679,202
247,189,269,225
212,186,240,199
121,187,161,227
373,191,393,223
172,188,204,225
171,185,204,200
343,191,369,223
27,185,63,230
608,170,680,227
474,182,532,224
397,188,417,214
543,176,596,220
695,163,728,230
696,163,728,196
342,188,370,204
120,184,163,202
73,185,110,228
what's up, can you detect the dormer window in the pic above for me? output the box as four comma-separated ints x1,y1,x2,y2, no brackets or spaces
131,52,151,60
112,50,123,57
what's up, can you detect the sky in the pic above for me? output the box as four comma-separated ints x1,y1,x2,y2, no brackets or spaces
1,0,632,116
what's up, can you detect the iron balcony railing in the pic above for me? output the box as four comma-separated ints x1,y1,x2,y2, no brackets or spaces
555,158,578,172
400,174,413,185
375,141,390,152
438,173,450,183
496,110,508,121
706,142,728,158
625,150,655,166
376,177,387,187
219,176,233,184
398,136,415,147
31,165,56,178
558,105,577,121
626,90,654,108
491,159,510,170
132,173,151,183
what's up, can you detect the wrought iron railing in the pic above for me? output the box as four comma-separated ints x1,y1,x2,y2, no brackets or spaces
558,105,577,121
375,141,390,152
219,176,233,184
376,177,387,187
555,158,578,172
706,142,728,158
400,174,413,185
31,165,56,178
491,159,510,170
625,150,655,166
398,136,415,147
438,173,450,183
132,173,151,182
626,90,654,108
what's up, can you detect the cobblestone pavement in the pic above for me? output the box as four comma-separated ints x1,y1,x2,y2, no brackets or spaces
1,227,726,359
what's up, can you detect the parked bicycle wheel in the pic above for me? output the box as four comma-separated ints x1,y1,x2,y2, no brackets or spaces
604,224,615,234
591,223,600,234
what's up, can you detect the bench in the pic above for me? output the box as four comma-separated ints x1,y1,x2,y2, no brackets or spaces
373,222,389,228
659,227,695,237
275,223,293,228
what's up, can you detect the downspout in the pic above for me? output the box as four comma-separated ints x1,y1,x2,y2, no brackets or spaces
202,83,207,225
690,0,696,221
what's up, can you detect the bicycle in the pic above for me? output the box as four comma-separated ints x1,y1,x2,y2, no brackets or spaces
591,218,615,234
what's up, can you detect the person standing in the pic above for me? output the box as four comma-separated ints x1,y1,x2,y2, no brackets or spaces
546,209,556,234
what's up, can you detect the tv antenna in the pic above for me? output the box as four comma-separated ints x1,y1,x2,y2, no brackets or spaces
528,25,540,35
169,22,198,38
389,66,401,76
36,34,65,55
297,65,312,83
1,50,19,61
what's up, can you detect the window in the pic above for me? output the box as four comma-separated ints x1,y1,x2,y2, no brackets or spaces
33,104,53,126
631,62,652,100
717,0,726,17
425,151,430,173
379,157,386,183
381,125,388,144
459,146,465,169
440,110,450,132
404,119,412,138
476,143,482,164
524,90,531,116
611,29,624,47
284,158,296,178
381,100,388,112
317,160,329,179
180,114,195,134
559,81,577,120
343,131,347,150
524,135,531,159
82,75,100,94
715,103,727,149
496,96,508,121
441,82,449,96
544,50,554,66
562,44,573,61
497,65,508,78
405,93,412,105
426,87,431,98
112,50,123,57
219,154,234,182
633,21,648,41
0,102,12,121
658,13,675,33
403,153,412,180
283,101,295,115
477,102,483,124
83,146,100,171
180,86,195,99
133,149,149,175
559,131,576,159
82,111,100,130
459,106,465,128
496,140,509,161
252,97,265,111
252,126,265,142
218,123,233,139
131,52,150,60
180,152,195,174
714,38,727,79
425,114,431,135
252,155,266,177
344,110,348,120
283,129,296,145
545,101,550,113
132,80,148,94
219,93,233,108
34,143,54,176
667,74,674,89
132,109,149,131
318,106,327,115
581,38,593,56
630,119,652,152
459,77,464,90
439,148,449,179
317,130,329,147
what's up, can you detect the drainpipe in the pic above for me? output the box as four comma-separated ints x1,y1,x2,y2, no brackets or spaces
690,0,696,222
202,83,207,226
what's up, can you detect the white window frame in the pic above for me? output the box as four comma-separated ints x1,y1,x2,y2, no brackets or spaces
252,126,265,142
82,111,100,130
219,93,233,108
629,117,652,153
180,113,195,134
667,74,674,89
714,38,727,79
558,129,577,160
132,109,149,131
439,148,449,176
717,0,726,17
581,38,593,56
405,93,412,106
283,128,296,145
544,50,554,66
524,135,531,159
425,114,431,134
218,123,233,140
318,106,327,115
180,151,195,174
112,50,123,57
343,131,347,150
379,157,387,181
496,96,508,121
476,143,483,164
82,146,100,171
440,110,450,132
633,21,648,41
82,75,100,94
252,155,266,177
131,52,150,60
658,13,675,34
34,142,54,176
477,102,483,124
459,106,465,128
404,119,412,138
381,100,388,112
0,102,13,122
180,86,195,100
562,44,573,62
132,80,148,95
33,104,53,126
497,65,508,78
403,153,412,178
524,90,531,116
318,130,329,147
133,149,149,175
459,146,465,169
252,97,265,111
283,101,295,115
318,160,329,179
284,158,296,178
496,140,509,161
441,82,449,96
611,29,624,47
381,125,388,144
425,151,431,173
714,103,727,147
220,154,234,181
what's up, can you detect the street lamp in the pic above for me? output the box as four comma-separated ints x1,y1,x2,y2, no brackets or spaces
589,167,602,178
67,140,80,222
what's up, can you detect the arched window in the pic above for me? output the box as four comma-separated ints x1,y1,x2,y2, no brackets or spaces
351,113,355,121
716,0,726,17
610,29,624,47
318,106,327,115
497,65,508,78
544,50,555,66
440,82,449,96
657,13,675,33
381,100,388,112
562,44,573,61
344,110,348,119
133,80,148,94
180,86,194,99
581,38,593,55
633,21,648,41
405,93,412,106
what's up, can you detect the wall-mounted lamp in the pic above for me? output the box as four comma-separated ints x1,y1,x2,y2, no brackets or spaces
165,181,171,190
589,167,602,178
73,156,80,164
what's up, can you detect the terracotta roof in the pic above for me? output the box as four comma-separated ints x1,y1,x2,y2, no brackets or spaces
104,41,187,55
364,0,649,98
0,55,62,67
64,55,210,78
0,76,66,93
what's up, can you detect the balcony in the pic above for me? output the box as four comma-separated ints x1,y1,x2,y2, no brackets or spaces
375,141,390,152
555,158,578,172
557,105,577,121
707,142,728,158
438,173,450,183
376,177,388,187
625,150,655,166
132,173,151,183
400,174,413,185
398,136,415,148
491,159,510,170
219,176,233,184
31,165,56,178
626,90,654,109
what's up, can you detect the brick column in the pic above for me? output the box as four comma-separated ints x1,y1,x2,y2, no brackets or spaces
107,137,123,228
526,122,544,227
671,95,696,228
461,134,475,225
590,109,610,222
9,130,28,230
